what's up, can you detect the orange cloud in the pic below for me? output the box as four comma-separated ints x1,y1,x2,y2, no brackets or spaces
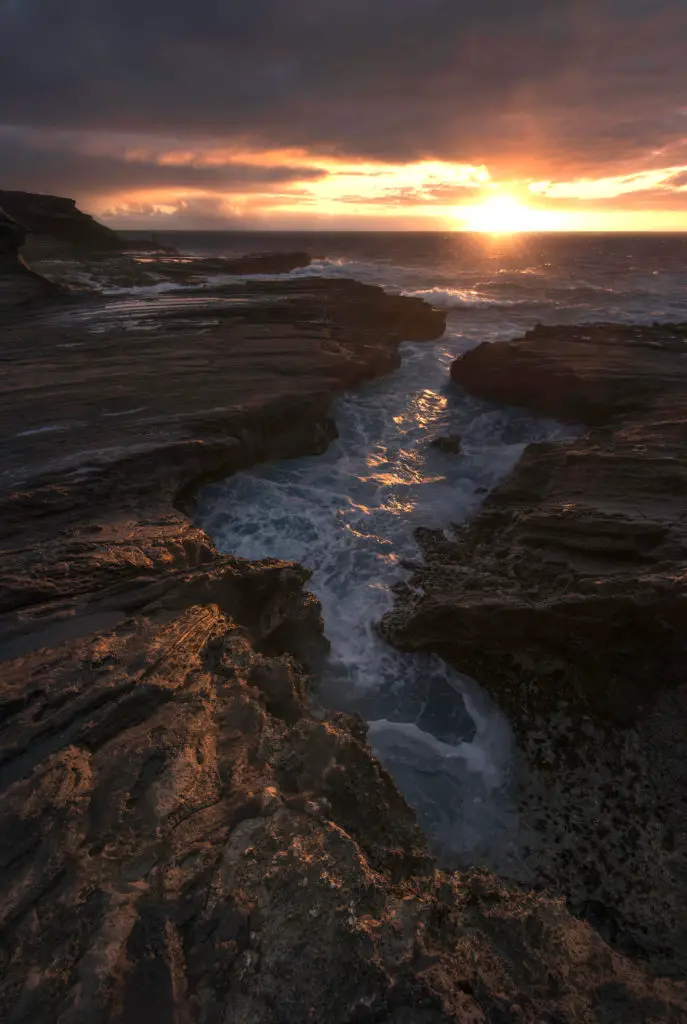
529,165,687,200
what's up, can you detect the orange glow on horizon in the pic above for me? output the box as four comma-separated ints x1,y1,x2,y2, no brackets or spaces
456,194,565,233
12,124,687,230
88,149,687,232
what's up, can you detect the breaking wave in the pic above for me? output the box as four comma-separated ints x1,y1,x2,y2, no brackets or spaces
403,286,533,310
200,339,570,869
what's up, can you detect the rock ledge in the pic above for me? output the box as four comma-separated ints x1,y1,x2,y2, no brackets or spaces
383,322,687,978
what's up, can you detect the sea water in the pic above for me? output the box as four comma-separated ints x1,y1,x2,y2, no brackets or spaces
146,231,687,865
198,336,569,867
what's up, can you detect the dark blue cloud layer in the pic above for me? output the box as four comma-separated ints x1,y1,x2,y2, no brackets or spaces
0,0,685,196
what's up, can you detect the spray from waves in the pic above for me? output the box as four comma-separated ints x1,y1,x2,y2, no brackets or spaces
288,255,413,289
97,257,398,297
102,280,194,297
403,286,537,311
199,339,572,868
99,261,624,312
97,255,553,311
101,273,257,297
291,256,369,276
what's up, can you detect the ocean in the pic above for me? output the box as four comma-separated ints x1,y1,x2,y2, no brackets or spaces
127,230,687,869
123,228,687,340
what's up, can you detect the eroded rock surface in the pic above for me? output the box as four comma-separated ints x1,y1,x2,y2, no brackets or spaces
1,290,686,1019
1,530,685,1023
430,434,462,455
383,322,687,978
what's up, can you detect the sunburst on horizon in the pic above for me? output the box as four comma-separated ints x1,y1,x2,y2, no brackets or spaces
457,194,563,233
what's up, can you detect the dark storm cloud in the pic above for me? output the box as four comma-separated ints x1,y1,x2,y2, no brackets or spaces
0,128,326,195
0,0,684,180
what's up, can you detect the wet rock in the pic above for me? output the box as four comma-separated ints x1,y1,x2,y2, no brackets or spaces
187,250,310,276
248,657,307,724
2,604,683,1022
31,251,314,294
431,433,462,454
122,250,311,281
0,279,684,1018
385,321,687,977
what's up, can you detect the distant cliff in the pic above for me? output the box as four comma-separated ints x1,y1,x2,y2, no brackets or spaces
0,191,317,301
0,203,64,307
0,190,121,251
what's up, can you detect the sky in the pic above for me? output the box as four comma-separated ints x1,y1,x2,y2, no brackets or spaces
0,0,686,232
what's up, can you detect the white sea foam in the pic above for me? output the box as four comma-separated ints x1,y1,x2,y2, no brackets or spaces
102,280,198,297
403,286,531,310
96,257,384,297
47,229,680,864
199,339,569,865
15,423,68,438
289,256,384,282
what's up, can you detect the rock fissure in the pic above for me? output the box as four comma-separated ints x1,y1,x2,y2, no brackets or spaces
383,321,687,979
0,204,685,1019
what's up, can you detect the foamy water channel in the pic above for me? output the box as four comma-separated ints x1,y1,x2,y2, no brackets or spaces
199,336,568,867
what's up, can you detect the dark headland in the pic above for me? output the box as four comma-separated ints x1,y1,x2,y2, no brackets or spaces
0,195,685,1022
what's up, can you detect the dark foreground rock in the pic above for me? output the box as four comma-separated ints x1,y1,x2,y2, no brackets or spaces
0,291,685,1021
4,592,685,1023
0,206,62,307
383,322,687,978
430,433,462,454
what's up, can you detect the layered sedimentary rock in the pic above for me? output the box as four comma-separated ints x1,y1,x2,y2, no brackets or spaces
3,578,685,1023
383,322,687,977
2,287,684,1020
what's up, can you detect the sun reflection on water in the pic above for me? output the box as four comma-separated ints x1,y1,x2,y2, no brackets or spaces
393,388,448,429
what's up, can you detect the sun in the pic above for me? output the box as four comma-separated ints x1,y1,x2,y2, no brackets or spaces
458,194,554,233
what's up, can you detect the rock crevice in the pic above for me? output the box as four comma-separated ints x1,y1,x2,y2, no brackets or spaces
0,274,685,1019
383,322,687,978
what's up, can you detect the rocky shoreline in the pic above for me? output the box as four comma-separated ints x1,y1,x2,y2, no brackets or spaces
383,321,687,978
0,200,686,1019
0,189,315,300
